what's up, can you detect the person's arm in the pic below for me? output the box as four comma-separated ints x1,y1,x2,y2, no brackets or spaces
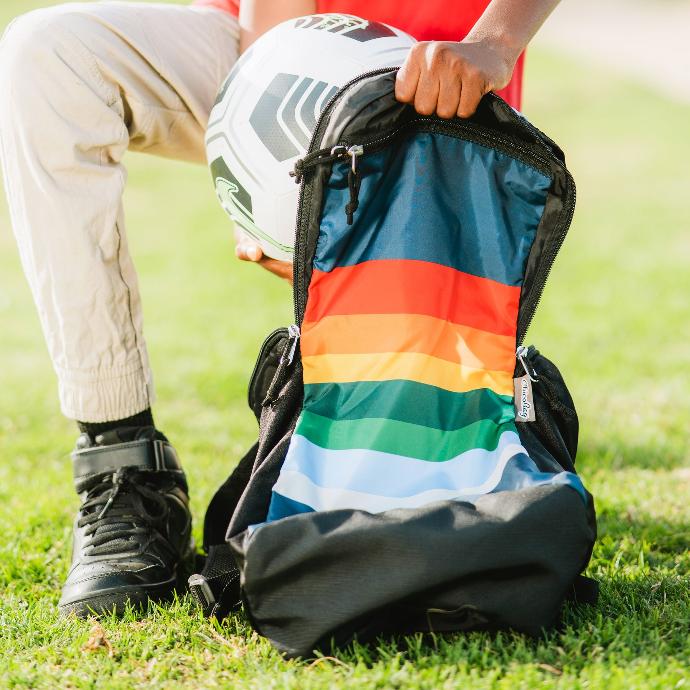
395,0,561,118
240,0,317,53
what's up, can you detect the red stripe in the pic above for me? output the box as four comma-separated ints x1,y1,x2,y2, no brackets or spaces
305,259,519,336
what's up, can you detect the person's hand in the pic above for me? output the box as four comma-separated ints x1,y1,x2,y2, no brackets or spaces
236,241,293,284
395,39,517,119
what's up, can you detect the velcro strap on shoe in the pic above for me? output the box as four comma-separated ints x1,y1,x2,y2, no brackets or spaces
72,439,182,482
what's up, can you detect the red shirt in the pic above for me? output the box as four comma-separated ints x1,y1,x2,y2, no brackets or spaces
193,0,523,109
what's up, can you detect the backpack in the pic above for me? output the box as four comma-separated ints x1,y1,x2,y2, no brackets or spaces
190,69,598,658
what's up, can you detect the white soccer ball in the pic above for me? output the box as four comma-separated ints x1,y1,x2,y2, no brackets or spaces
206,14,415,261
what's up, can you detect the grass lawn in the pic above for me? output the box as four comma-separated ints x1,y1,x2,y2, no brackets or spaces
0,1,688,688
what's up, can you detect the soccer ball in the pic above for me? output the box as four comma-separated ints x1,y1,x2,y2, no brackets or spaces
206,14,415,261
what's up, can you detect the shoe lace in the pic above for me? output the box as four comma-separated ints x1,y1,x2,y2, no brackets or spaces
77,467,170,557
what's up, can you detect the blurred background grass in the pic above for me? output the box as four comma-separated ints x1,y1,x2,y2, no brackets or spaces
0,1,688,687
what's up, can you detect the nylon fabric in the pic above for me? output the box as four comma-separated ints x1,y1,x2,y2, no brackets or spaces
305,260,520,335
314,133,551,284
263,131,585,521
266,492,314,522
303,381,514,430
301,313,516,370
237,485,593,657
270,432,525,514
267,437,586,518
217,75,594,659
302,351,514,394
296,411,515,459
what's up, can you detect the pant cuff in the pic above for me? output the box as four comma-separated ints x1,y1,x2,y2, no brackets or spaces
57,364,156,423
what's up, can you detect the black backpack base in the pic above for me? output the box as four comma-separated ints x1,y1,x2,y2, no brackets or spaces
231,483,594,658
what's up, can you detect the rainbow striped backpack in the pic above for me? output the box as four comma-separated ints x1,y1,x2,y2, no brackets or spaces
191,70,598,657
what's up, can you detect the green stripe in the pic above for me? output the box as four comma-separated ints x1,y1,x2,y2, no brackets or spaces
295,410,518,462
303,381,514,431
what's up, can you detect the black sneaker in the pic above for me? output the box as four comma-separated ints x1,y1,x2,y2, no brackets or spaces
58,426,194,617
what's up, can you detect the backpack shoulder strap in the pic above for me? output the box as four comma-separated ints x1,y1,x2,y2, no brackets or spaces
188,442,257,619
202,442,259,553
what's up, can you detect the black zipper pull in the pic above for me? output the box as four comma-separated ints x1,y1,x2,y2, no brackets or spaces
290,143,364,222
345,144,363,225
290,145,349,184
290,159,305,184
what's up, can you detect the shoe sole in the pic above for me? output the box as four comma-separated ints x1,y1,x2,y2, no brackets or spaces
58,542,196,619
58,579,177,618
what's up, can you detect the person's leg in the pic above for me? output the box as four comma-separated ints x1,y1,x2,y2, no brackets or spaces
0,0,238,424
0,0,238,615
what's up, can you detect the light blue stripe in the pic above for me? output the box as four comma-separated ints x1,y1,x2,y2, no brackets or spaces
493,453,587,502
266,460,585,521
281,431,524,498
266,434,587,520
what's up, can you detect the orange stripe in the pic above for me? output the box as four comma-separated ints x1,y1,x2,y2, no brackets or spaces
305,259,519,337
302,351,514,396
301,314,516,373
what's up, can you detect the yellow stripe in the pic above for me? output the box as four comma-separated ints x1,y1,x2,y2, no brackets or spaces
301,313,516,373
302,351,514,396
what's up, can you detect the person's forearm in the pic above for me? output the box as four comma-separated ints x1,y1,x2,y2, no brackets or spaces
239,0,317,53
465,0,561,65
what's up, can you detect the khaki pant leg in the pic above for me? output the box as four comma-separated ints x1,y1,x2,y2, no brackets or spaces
0,2,238,421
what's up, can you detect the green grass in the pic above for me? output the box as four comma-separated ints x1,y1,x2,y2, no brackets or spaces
1,1,689,688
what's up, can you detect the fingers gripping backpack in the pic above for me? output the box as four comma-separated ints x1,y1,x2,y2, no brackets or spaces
191,70,598,658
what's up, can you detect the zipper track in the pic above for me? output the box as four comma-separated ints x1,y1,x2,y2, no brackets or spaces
292,67,398,324
346,119,555,177
518,171,576,345
291,69,576,344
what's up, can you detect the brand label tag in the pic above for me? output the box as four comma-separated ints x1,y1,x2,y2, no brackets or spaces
514,375,536,422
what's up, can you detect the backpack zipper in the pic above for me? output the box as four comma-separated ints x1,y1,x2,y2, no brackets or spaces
517,177,576,346
293,118,560,232
296,117,559,182
291,67,401,325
